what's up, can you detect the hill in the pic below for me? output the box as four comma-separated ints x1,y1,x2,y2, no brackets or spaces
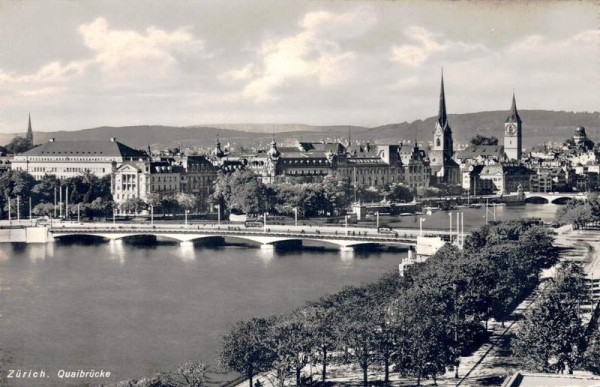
3,110,598,150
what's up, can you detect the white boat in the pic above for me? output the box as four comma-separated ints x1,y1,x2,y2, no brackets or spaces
400,213,413,216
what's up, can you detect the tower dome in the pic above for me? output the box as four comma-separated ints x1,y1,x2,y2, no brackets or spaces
267,139,280,158
213,139,224,158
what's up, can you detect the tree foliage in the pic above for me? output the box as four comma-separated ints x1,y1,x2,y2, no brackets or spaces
513,262,590,374
219,317,277,387
469,134,499,146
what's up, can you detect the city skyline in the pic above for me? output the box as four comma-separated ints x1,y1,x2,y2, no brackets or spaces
0,0,597,133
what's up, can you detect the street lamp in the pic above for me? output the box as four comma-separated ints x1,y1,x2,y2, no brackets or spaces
449,212,453,242
294,207,298,227
376,211,380,228
345,215,349,236
216,204,221,226
263,212,267,233
150,205,154,226
419,217,426,236
77,203,81,224
185,209,189,227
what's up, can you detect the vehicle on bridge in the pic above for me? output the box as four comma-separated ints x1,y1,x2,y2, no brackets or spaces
377,224,398,236
244,220,264,228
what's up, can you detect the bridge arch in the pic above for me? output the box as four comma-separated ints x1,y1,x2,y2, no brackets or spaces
524,196,550,204
550,197,576,205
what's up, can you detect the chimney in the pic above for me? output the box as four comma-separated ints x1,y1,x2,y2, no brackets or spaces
110,137,116,142
49,138,55,142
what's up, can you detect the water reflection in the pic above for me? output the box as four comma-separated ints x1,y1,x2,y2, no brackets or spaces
107,240,125,265
177,243,196,262
257,245,275,263
28,244,47,262
340,248,355,263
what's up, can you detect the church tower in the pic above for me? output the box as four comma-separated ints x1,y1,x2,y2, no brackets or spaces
428,71,459,185
504,93,522,160
26,114,33,145
431,72,453,160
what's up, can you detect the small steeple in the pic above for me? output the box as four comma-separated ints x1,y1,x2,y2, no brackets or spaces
26,113,33,145
213,135,224,158
437,70,448,129
506,92,522,124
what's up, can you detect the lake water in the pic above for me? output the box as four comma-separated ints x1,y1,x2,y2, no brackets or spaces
0,204,559,386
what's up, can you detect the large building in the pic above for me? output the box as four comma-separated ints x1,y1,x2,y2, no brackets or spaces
11,138,149,180
224,139,407,189
112,155,217,213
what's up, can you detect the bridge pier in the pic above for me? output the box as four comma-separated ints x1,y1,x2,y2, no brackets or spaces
260,244,275,250
180,241,194,247
340,246,354,252
109,239,123,245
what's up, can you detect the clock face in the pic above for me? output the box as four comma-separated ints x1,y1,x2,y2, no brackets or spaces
506,124,517,135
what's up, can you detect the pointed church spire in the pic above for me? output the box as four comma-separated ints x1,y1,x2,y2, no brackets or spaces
26,113,33,145
506,92,522,123
437,70,448,129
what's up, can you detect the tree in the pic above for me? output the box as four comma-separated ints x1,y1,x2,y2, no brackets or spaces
268,314,313,387
211,170,271,215
389,286,455,386
356,186,383,203
120,197,147,214
584,328,600,375
512,263,589,374
333,286,379,387
5,136,34,154
219,317,277,387
556,200,594,229
304,296,339,383
176,193,196,212
322,173,352,215
385,183,414,203
469,134,498,146
163,361,209,387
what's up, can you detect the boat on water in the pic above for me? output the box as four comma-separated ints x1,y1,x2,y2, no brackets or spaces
469,203,483,208
400,213,413,216
422,206,441,212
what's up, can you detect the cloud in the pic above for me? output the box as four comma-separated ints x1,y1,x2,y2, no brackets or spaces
221,7,376,101
78,18,206,79
391,26,488,67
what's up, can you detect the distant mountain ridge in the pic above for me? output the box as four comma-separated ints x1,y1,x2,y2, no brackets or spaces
2,110,598,150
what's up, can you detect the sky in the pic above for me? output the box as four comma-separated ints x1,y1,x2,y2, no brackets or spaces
0,0,598,133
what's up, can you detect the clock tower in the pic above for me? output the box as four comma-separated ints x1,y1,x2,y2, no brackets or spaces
504,93,522,160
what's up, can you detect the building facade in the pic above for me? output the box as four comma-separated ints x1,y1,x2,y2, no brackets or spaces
12,138,148,180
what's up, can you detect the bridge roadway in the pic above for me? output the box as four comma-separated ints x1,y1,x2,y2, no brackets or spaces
49,222,458,251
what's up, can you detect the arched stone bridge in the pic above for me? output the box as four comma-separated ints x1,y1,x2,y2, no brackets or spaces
523,192,588,204
49,224,427,252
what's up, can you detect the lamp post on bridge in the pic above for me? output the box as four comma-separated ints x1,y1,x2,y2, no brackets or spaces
376,211,380,228
345,215,349,236
263,212,267,233
419,217,426,236
294,207,298,227
449,212,453,243
150,205,154,226
216,204,221,226
77,203,80,224
185,209,189,227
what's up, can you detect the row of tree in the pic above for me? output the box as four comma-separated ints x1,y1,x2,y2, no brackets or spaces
0,170,113,219
555,193,600,229
513,262,600,374
210,170,413,217
219,220,558,386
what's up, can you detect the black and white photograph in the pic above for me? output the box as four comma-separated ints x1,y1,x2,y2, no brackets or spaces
0,0,599,386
